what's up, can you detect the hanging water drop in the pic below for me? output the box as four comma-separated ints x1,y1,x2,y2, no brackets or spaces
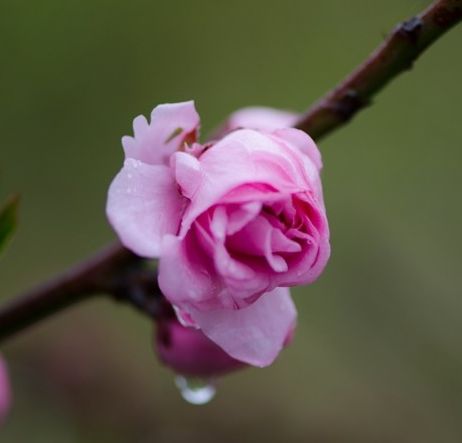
174,376,216,405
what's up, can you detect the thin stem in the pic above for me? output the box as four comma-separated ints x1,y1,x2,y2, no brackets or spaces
295,0,462,140
0,0,461,343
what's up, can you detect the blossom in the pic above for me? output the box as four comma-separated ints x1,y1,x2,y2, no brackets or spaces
107,101,330,367
0,356,11,425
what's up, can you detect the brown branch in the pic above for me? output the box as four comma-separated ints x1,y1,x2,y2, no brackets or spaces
295,0,462,140
0,0,461,343
0,243,165,342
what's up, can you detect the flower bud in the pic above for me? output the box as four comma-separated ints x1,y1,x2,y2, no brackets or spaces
155,319,245,378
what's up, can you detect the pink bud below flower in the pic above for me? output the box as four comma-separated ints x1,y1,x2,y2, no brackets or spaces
155,319,245,378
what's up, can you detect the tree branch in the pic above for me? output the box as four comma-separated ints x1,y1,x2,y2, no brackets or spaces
295,0,462,140
0,243,165,342
0,0,461,343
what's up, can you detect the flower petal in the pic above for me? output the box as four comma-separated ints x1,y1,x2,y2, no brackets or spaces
159,225,269,311
158,233,220,309
122,101,200,165
184,287,297,367
106,158,185,257
277,194,330,286
272,128,322,170
216,107,298,137
225,201,262,235
180,129,311,236
171,151,203,199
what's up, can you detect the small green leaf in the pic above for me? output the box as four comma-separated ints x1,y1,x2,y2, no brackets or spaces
164,127,183,144
0,194,20,254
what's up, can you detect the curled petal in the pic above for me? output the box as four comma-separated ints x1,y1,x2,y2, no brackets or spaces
106,159,185,257
277,195,330,286
122,101,200,165
216,107,298,137
225,201,262,235
159,229,268,311
158,234,219,308
183,287,297,367
229,211,304,274
272,128,323,171
180,129,311,235
171,151,203,199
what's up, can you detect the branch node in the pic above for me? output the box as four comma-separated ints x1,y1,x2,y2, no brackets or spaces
398,17,423,43
329,89,370,122
295,0,462,140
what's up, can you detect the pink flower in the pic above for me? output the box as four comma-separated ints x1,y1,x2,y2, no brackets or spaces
107,101,330,367
0,356,11,425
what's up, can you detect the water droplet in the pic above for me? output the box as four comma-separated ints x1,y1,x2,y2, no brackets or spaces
174,376,216,405
127,173,133,179
126,187,132,194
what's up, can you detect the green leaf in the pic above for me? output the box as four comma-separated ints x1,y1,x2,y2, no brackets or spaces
0,194,20,254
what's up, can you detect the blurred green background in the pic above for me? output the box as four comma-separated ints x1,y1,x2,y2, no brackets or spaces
1,0,461,441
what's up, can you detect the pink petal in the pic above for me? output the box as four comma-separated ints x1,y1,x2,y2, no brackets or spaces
106,158,185,257
158,234,220,309
180,129,309,236
209,207,271,303
217,107,298,137
171,151,202,199
227,215,288,272
184,287,297,367
213,242,265,302
209,205,228,241
277,195,330,286
220,184,288,205
225,202,262,235
122,101,200,165
272,128,323,170
268,130,324,204
159,226,269,311
271,228,302,253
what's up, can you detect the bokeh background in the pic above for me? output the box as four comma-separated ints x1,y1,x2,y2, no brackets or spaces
1,0,461,441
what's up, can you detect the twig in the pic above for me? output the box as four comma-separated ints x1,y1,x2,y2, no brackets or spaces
0,0,461,343
295,0,462,140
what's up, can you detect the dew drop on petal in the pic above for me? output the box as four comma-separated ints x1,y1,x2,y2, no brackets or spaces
174,376,216,405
